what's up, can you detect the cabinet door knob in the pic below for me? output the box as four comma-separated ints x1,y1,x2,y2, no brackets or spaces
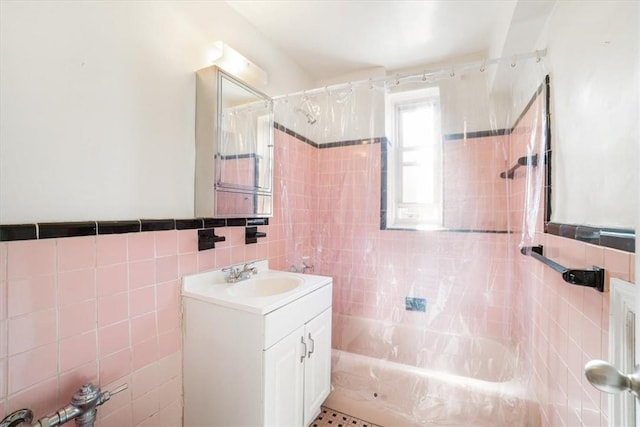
307,333,315,358
300,337,307,363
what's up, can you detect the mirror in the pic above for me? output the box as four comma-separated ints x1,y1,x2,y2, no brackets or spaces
195,66,274,218
217,72,273,193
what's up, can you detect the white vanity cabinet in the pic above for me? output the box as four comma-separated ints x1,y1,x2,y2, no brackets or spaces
182,274,332,427
264,308,332,426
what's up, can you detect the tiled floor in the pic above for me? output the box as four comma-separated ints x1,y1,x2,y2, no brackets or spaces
309,407,382,427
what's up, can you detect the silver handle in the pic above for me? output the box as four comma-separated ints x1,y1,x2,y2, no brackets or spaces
100,384,128,404
585,360,640,397
307,333,315,358
300,337,307,363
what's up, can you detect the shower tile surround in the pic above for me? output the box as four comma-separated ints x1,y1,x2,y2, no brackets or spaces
280,83,633,426
0,94,634,426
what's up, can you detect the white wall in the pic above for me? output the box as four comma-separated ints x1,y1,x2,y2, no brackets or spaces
538,1,638,229
0,1,313,223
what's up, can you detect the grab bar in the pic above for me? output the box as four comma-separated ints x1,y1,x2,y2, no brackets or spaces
520,245,605,292
500,154,538,179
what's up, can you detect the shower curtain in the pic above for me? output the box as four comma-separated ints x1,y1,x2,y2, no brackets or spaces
271,56,548,425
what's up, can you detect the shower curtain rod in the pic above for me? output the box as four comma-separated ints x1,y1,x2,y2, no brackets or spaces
273,49,547,100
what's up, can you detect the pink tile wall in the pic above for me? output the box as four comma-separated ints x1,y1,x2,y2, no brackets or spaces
278,111,624,427
443,136,510,230
0,223,280,425
516,232,634,427
0,233,182,425
272,130,319,271
313,140,516,341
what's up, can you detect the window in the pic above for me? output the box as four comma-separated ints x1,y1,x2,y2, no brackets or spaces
385,87,442,229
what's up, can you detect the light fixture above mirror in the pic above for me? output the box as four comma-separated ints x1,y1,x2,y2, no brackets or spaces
206,41,268,88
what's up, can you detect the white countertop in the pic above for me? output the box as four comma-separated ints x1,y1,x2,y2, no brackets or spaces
181,260,332,315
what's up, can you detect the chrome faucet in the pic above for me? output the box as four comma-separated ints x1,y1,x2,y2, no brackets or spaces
223,263,258,283
1,383,127,427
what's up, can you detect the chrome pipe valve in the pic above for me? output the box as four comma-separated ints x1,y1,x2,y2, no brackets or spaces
34,383,128,427
0,408,33,427
1,383,127,427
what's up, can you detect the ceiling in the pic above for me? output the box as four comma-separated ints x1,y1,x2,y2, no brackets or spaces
226,0,555,84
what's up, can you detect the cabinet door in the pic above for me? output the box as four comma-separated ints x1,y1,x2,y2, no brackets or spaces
303,308,332,426
264,325,305,427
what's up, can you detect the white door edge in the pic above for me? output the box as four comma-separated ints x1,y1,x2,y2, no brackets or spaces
610,277,636,427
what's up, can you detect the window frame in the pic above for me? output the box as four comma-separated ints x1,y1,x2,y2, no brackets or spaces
384,86,443,230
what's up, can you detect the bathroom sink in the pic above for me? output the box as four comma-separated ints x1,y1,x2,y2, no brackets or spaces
182,260,332,314
227,276,303,298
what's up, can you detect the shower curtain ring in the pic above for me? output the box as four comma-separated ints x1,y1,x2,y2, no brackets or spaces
511,55,517,68
480,61,486,72
395,74,400,85
449,66,455,77
535,50,541,63
422,71,427,81
369,78,373,90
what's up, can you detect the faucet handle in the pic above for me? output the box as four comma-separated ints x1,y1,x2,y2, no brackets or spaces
100,384,128,403
301,261,314,273
222,266,240,276
243,262,257,274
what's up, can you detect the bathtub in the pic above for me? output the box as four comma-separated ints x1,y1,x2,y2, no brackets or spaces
324,314,539,426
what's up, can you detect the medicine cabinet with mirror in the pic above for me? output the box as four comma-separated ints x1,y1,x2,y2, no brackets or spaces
195,65,274,218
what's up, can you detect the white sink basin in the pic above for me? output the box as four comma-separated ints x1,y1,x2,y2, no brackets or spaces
227,276,303,298
182,261,332,314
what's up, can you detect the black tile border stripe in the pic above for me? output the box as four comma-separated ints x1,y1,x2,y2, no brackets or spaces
140,219,175,232
0,224,37,241
275,122,387,149
0,217,269,242
247,218,269,226
176,219,204,230
97,221,141,235
203,218,226,228
546,222,635,253
226,218,248,227
39,222,97,239
443,129,510,141
275,122,318,148
384,227,511,234
320,137,387,149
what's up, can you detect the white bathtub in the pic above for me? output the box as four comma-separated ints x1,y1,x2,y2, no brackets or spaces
324,314,539,426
